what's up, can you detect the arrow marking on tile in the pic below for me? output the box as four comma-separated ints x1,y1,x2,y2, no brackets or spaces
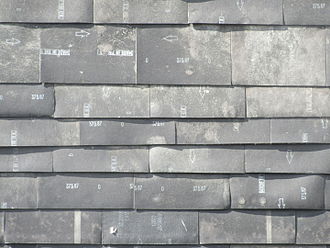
5,38,21,46
286,150,294,165
75,30,90,38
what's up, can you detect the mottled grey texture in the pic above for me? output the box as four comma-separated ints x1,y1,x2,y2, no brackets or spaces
94,0,187,23
0,148,52,172
296,211,330,244
80,120,175,145
5,211,102,243
284,0,330,25
41,25,136,84
270,119,330,144
200,211,295,244
135,175,230,209
53,147,148,172
0,25,40,83
230,175,325,209
247,88,330,118
102,211,198,244
0,176,37,209
38,175,134,209
326,177,330,209
54,86,149,118
245,145,330,174
188,0,283,24
232,27,326,86
177,120,270,144
150,86,245,118
0,85,54,117
137,25,231,85
150,146,245,173
0,0,93,23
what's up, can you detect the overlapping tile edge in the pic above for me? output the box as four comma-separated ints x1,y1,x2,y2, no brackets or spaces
1,0,330,247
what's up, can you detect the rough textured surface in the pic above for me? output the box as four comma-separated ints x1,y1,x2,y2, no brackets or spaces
94,0,187,24
188,0,283,24
232,27,326,86
137,25,231,85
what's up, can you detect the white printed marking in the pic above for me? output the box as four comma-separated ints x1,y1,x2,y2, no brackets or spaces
266,211,272,243
199,86,210,98
89,121,102,127
180,105,187,118
313,3,326,9
122,0,129,22
58,0,65,20
300,186,307,200
162,35,179,42
110,155,118,172
218,16,225,24
32,94,45,100
306,88,313,113
321,119,328,129
177,57,190,64
233,122,240,132
181,219,188,232
110,226,117,234
66,183,79,189
302,133,309,143
12,155,19,172
237,0,246,11
286,150,294,165
75,30,90,38
10,130,17,146
40,48,70,57
5,38,21,46
83,103,90,118
74,211,81,244
97,49,134,57
189,149,196,164
258,174,266,194
277,197,286,209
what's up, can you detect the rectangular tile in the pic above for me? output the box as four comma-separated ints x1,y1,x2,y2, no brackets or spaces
137,25,231,85
232,27,326,86
188,0,283,24
38,175,133,209
230,175,325,209
135,175,230,210
0,25,40,83
325,177,330,209
150,86,245,118
0,120,79,147
41,25,136,84
0,148,52,172
150,146,245,173
270,119,330,143
53,147,148,172
5,211,101,244
232,246,325,248
284,0,330,25
102,211,198,244
0,85,54,117
247,88,330,118
0,176,37,209
200,211,295,244
327,29,330,86
80,120,175,145
54,86,149,118
94,0,187,24
297,211,330,244
0,213,3,243
245,145,330,174
0,0,93,23
177,120,270,144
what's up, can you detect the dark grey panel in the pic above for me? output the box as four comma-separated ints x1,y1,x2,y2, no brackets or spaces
150,146,245,173
296,211,330,244
102,211,198,244
245,145,330,174
80,120,175,145
5,211,102,244
230,175,325,209
200,211,295,244
0,148,52,172
270,119,330,144
0,0,93,23
231,246,325,248
0,120,79,147
38,175,133,209
54,86,149,118
150,86,245,118
0,213,3,243
284,0,330,25
247,88,330,118
327,30,330,87
53,147,148,172
94,0,187,24
0,25,40,83
0,85,54,117
41,25,136,84
232,27,326,86
0,176,37,209
135,175,230,209
325,177,330,209
137,25,231,85
177,120,270,144
188,0,283,24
